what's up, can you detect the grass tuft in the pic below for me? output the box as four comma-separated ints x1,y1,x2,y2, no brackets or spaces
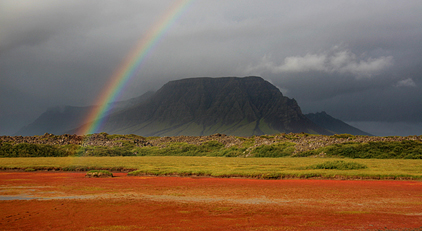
306,160,367,170
86,170,113,178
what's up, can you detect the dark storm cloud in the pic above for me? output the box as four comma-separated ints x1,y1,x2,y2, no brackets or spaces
1,0,422,136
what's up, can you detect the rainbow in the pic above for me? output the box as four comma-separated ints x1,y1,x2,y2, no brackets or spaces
78,0,194,135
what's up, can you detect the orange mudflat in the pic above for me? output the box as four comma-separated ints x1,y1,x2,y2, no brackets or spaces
0,172,421,230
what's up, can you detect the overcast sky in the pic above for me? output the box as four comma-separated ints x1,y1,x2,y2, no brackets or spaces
1,0,422,136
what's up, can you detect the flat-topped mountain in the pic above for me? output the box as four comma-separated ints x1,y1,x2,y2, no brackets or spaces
16,76,370,137
81,76,329,136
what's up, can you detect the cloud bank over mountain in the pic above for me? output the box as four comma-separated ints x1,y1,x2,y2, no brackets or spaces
246,47,394,78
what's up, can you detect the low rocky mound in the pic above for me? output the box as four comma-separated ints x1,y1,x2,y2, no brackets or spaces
85,170,113,178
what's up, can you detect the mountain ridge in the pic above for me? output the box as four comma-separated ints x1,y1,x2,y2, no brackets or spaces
74,76,329,136
305,111,372,136
16,76,371,136
14,91,154,136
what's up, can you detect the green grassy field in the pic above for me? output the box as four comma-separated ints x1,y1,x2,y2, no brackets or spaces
1,156,421,180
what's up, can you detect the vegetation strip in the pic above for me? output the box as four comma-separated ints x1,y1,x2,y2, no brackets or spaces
1,156,421,180
1,133,421,180
1,133,421,158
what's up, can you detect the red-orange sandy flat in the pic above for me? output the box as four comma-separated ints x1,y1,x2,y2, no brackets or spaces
0,172,421,230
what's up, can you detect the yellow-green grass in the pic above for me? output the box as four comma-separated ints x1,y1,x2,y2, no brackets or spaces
1,156,421,180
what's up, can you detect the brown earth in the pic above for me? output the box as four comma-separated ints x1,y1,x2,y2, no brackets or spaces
1,172,422,230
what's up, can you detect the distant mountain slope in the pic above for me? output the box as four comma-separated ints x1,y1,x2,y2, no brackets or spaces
14,105,93,136
305,111,372,136
79,76,331,136
15,91,154,136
